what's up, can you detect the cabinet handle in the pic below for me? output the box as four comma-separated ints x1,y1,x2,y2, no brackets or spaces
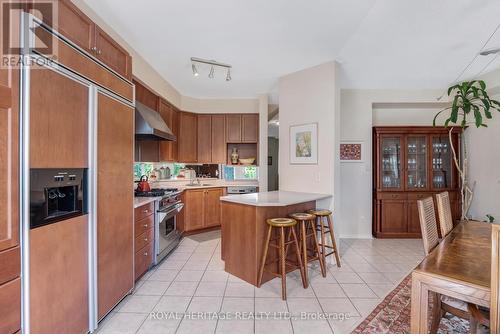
144,238,148,242
91,46,97,53
143,209,149,213
391,194,398,199
143,224,148,228
97,49,102,55
144,252,148,256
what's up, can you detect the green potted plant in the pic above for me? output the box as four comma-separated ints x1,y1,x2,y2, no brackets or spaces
433,80,500,220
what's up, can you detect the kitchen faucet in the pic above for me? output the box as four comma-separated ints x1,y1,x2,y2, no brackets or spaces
189,177,201,186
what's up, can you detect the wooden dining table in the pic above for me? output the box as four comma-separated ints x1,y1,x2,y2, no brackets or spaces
410,220,492,333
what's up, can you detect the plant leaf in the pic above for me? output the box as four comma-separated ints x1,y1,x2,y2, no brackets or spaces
479,80,486,90
450,95,459,123
473,106,483,128
447,84,459,96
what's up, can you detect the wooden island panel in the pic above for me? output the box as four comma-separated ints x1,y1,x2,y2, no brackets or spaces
221,200,315,286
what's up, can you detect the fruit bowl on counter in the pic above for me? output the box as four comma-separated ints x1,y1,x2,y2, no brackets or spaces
238,158,256,165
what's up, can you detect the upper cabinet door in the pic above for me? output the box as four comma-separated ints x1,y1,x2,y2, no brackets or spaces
241,114,259,143
379,135,403,190
197,114,212,163
133,80,158,110
430,135,456,190
405,136,428,191
30,0,95,53
211,115,226,163
178,112,198,163
226,115,241,143
95,26,132,80
159,100,174,161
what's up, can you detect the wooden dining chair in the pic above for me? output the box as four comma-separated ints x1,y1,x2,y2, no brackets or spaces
417,197,487,334
435,192,454,238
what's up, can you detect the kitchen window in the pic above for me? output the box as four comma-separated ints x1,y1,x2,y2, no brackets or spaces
224,166,259,180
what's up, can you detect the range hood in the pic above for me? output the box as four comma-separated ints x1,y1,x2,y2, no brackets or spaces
135,101,176,141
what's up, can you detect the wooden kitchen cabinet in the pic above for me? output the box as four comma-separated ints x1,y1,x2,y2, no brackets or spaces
159,99,177,162
95,26,132,80
373,126,461,238
178,112,198,163
32,0,95,53
226,115,242,142
0,278,20,334
97,93,134,319
241,114,259,143
184,189,205,231
30,0,132,80
134,79,160,162
0,40,19,255
134,203,154,281
197,114,226,164
182,188,224,232
134,79,159,110
197,114,212,163
135,140,159,162
211,115,226,163
204,188,224,227
225,114,259,143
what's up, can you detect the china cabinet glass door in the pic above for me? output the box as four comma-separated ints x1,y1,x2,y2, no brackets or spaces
406,136,427,190
380,136,402,189
431,136,453,189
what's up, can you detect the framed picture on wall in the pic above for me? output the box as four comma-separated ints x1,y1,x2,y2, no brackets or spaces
290,123,318,164
340,141,364,163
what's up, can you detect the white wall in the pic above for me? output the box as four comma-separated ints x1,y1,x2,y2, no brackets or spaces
278,62,339,210
181,96,259,114
73,0,260,115
338,89,446,238
467,68,500,221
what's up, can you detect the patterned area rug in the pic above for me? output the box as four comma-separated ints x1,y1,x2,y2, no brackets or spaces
351,274,470,334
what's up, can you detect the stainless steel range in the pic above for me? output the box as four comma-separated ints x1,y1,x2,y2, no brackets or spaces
135,188,183,264
155,190,183,264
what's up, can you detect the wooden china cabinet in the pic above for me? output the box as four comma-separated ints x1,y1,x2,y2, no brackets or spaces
373,126,462,238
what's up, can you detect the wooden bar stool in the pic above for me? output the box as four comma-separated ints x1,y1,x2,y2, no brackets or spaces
308,209,341,268
289,212,326,287
257,218,306,300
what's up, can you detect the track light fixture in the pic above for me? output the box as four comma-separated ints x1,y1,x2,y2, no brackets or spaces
192,64,199,77
479,47,500,56
190,57,232,81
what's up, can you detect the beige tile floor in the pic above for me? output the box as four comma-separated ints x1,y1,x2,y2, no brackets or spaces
96,230,425,334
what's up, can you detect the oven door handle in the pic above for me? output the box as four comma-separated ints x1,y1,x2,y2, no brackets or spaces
158,203,184,216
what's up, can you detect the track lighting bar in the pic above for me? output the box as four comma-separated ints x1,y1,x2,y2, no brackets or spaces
191,57,232,69
190,57,232,81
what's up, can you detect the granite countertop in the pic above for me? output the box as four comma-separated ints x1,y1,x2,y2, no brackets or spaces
219,190,332,207
134,196,162,208
134,180,259,208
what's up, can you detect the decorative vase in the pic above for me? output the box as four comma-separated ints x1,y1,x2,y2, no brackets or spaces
231,147,239,164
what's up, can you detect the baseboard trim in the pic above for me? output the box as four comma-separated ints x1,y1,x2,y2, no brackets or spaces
339,234,373,239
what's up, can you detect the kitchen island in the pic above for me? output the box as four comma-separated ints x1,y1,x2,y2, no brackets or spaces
220,190,331,286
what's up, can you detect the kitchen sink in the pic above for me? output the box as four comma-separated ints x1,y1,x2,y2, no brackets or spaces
186,183,214,187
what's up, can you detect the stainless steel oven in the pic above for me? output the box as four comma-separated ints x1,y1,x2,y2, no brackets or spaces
155,191,183,264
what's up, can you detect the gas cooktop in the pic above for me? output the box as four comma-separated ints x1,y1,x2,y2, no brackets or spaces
134,188,179,197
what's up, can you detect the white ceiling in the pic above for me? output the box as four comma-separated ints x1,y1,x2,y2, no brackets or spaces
83,0,500,98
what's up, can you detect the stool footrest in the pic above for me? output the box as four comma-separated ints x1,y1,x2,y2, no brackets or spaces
317,243,336,250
